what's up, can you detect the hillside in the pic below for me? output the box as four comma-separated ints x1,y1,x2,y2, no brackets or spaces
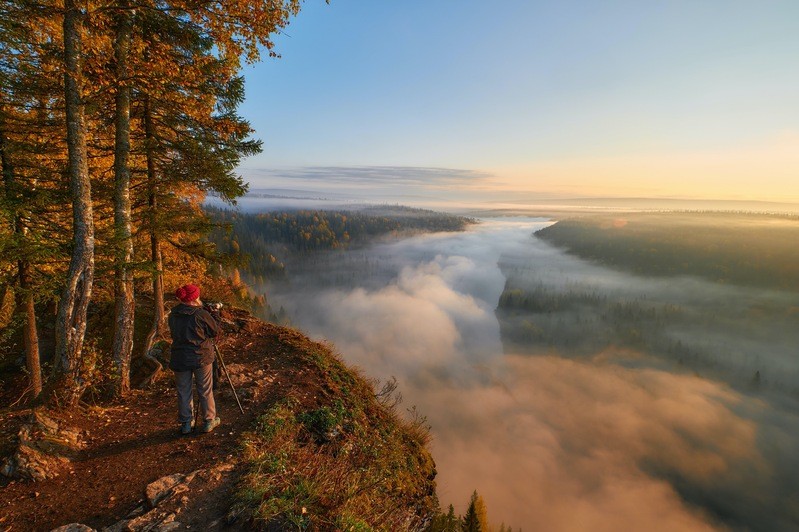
206,206,476,282
535,212,799,291
496,211,799,398
0,310,438,531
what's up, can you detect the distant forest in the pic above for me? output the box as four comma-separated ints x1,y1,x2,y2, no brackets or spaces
496,272,799,395
536,212,799,292
499,283,705,361
496,212,799,396
207,206,474,282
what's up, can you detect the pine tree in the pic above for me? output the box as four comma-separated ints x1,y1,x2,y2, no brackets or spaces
53,0,97,407
462,491,482,532
1,0,308,405
0,0,73,398
111,0,135,396
132,8,255,353
443,505,459,532
426,504,460,532
461,490,490,532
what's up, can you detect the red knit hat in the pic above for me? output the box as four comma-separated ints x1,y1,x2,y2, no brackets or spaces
175,284,200,303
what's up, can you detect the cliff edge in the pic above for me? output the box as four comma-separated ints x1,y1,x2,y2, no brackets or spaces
0,309,438,531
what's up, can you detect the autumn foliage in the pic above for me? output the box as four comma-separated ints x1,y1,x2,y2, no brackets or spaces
0,0,305,405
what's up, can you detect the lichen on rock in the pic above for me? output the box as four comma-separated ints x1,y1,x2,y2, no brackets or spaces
2,409,83,481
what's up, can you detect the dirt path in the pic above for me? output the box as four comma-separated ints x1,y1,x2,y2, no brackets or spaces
0,317,322,532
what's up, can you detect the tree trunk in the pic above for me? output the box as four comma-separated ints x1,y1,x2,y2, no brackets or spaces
52,0,95,408
141,230,165,364
112,2,134,396
142,94,166,355
151,229,165,330
19,260,42,396
0,107,11,194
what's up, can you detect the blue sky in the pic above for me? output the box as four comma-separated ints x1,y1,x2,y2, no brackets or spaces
238,1,799,201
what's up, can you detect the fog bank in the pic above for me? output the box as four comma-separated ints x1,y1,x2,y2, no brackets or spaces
258,217,799,529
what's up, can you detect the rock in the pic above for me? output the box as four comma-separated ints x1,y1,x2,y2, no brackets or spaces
50,525,96,532
0,459,11,477
145,512,181,531
2,444,69,481
146,470,200,508
145,473,186,507
1,409,84,482
102,511,182,532
104,465,234,532
23,410,84,454
124,504,147,519
221,363,253,388
100,519,130,532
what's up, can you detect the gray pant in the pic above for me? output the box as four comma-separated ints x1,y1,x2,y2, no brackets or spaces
174,363,216,424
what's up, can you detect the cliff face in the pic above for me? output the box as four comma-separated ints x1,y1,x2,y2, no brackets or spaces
0,309,438,531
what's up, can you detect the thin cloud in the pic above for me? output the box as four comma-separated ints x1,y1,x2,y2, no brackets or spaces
246,165,493,187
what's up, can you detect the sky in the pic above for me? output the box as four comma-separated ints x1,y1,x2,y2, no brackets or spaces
238,1,799,202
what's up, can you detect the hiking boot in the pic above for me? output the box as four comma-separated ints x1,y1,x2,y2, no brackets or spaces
180,421,194,435
201,417,221,433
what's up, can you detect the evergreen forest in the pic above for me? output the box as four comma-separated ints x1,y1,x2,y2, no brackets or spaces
497,212,799,397
536,212,799,291
207,206,474,283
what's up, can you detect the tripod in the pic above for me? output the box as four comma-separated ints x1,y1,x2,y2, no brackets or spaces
214,343,245,414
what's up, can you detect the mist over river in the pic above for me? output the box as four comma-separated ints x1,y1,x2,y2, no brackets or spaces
252,215,799,530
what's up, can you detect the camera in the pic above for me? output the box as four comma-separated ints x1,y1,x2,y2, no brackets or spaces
203,301,223,322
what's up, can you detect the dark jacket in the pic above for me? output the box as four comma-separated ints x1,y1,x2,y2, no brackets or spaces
168,304,220,371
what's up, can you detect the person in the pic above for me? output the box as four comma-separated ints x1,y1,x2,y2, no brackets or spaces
168,283,221,435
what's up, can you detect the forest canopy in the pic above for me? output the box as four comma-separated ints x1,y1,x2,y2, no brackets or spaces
536,212,799,292
207,206,475,281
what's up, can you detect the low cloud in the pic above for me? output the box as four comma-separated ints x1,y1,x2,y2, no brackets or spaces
424,353,777,530
261,218,799,529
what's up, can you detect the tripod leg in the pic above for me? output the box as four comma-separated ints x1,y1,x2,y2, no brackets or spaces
214,344,245,414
